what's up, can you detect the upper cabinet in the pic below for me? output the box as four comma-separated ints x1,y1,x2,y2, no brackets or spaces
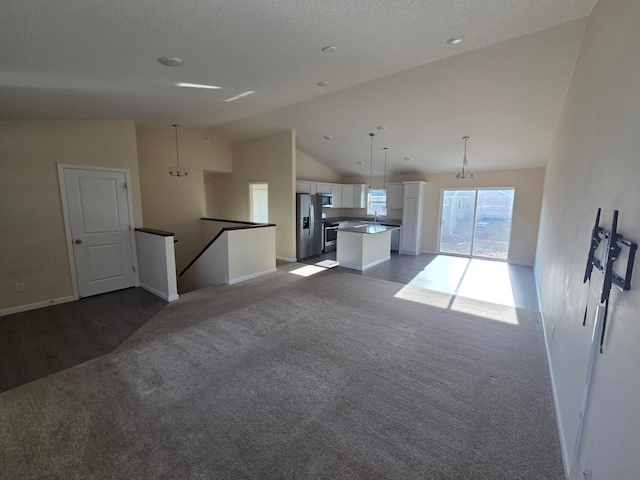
341,185,354,208
403,182,422,198
330,184,343,208
296,181,367,209
386,183,404,209
353,184,366,209
296,181,310,194
315,183,332,194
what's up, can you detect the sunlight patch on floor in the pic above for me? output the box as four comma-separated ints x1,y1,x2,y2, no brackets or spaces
393,284,520,325
289,265,327,277
404,256,517,308
393,287,454,309
448,295,520,325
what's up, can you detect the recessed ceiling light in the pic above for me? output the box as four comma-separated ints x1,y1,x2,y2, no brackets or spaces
157,56,182,67
403,156,412,161
321,46,337,53
377,126,386,132
316,81,330,87
357,161,365,165
323,135,332,140
446,36,465,45
177,82,221,90
224,91,255,102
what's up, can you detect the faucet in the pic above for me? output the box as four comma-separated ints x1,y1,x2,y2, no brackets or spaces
374,210,380,222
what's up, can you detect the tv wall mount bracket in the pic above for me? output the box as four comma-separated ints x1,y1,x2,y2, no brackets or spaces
583,208,637,352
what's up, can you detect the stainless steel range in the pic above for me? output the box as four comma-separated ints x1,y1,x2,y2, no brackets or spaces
323,221,339,252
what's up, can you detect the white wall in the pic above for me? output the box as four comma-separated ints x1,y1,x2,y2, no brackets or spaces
137,127,232,274
296,149,344,183
535,0,640,477
135,230,178,302
0,120,141,312
205,131,296,261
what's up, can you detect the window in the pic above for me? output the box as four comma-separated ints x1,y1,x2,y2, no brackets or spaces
367,188,387,216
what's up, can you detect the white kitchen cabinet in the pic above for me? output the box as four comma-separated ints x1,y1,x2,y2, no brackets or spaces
331,184,343,208
403,182,422,198
315,183,332,194
353,184,366,208
399,181,426,255
296,181,310,194
341,185,355,208
296,181,318,194
386,183,404,209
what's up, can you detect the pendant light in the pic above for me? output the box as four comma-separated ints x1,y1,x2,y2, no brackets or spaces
382,147,389,190
368,132,375,190
168,124,189,177
455,136,475,179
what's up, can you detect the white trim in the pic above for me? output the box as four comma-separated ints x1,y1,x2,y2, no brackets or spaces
57,165,80,300
57,164,139,298
399,250,420,256
228,268,277,285
359,255,391,271
139,283,179,302
420,249,439,255
0,296,75,317
277,256,297,262
534,264,570,477
508,260,534,267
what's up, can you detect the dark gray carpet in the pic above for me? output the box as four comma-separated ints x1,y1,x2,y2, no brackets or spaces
0,287,166,393
0,264,564,479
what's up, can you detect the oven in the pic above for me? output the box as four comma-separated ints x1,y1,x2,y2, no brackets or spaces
323,221,339,252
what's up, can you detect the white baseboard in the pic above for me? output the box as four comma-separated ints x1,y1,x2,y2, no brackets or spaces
276,256,297,262
228,268,277,285
534,265,570,477
420,250,439,255
139,283,179,302
0,295,76,317
399,250,420,255
360,256,391,271
509,260,535,266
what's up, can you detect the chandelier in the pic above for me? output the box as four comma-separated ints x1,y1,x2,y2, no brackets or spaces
455,136,475,179
168,124,189,177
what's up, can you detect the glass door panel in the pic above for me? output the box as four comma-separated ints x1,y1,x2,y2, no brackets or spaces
472,189,514,259
439,190,477,256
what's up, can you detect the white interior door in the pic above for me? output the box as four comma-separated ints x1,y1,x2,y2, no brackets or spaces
63,167,136,298
250,183,269,223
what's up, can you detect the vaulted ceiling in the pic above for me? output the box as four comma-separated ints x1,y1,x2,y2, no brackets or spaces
1,0,596,175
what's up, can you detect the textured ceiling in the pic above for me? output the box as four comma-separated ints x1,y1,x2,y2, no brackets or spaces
1,0,596,174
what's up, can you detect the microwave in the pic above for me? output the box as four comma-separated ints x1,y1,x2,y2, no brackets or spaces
321,194,333,207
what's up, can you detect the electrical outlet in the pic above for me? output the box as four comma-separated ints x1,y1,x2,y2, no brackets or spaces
583,459,592,480
15,283,24,292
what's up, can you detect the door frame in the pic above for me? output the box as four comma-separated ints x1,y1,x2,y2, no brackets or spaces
57,164,139,300
437,186,515,261
249,181,269,223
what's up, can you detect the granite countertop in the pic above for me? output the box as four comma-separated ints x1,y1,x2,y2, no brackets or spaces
339,224,401,235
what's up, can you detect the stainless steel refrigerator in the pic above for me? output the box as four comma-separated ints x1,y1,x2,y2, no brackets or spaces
296,193,323,260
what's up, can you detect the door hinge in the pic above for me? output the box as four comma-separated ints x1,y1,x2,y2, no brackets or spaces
133,266,136,272
124,182,128,189
129,225,132,231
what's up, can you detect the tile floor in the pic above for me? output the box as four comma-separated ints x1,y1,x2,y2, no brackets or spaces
301,252,540,311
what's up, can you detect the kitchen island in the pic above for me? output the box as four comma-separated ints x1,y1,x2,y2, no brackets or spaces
337,224,401,271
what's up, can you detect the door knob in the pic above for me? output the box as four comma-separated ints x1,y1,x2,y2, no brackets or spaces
75,239,83,244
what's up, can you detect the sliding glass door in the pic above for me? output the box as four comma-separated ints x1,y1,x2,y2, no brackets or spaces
440,189,514,260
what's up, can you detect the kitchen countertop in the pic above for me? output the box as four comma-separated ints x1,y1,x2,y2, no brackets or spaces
340,224,401,234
